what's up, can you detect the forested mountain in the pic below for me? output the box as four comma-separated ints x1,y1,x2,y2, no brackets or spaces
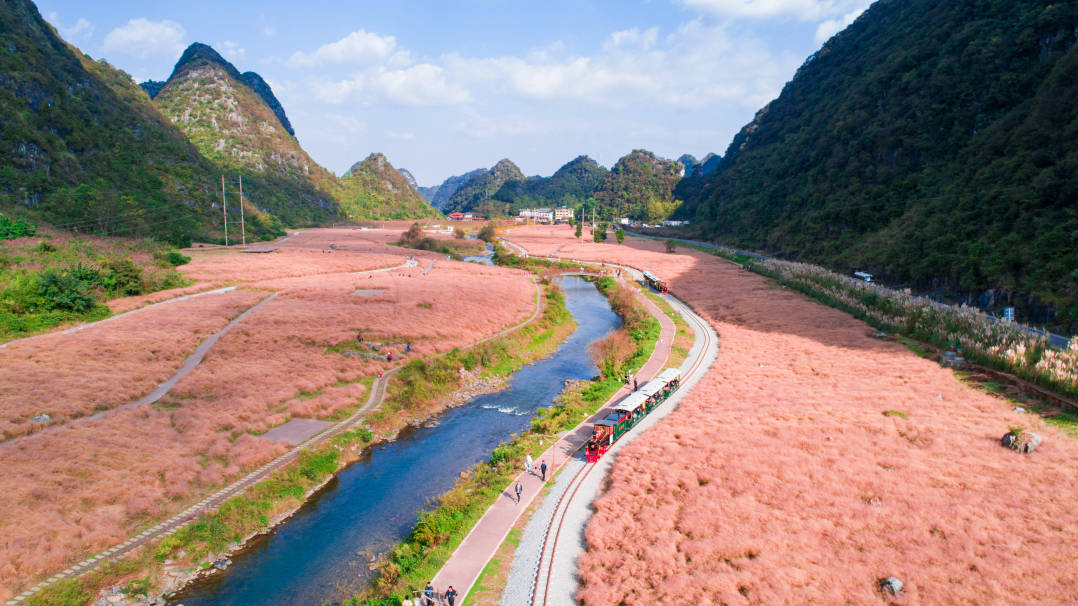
0,0,280,245
396,168,419,190
425,168,486,208
679,0,1078,323
336,153,441,220
443,159,525,215
491,155,608,212
593,150,683,222
152,43,341,226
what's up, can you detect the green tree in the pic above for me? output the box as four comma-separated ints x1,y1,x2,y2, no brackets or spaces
665,239,677,253
575,218,582,240
615,228,625,244
477,222,496,242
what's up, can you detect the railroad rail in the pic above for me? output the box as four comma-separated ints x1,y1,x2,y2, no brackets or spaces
524,268,717,606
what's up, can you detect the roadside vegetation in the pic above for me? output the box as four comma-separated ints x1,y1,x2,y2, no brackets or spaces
0,222,192,341
691,242,1078,401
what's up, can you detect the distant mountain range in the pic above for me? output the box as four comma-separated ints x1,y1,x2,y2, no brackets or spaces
430,151,694,223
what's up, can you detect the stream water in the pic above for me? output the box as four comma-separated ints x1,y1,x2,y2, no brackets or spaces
170,276,620,606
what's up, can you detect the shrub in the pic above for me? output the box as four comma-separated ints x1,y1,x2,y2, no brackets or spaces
102,257,143,296
38,270,95,312
478,222,496,242
453,227,466,239
0,214,36,239
665,239,677,253
154,249,191,267
616,228,625,244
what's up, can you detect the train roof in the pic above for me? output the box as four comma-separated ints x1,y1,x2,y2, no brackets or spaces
595,419,617,427
614,392,649,412
643,271,659,280
655,368,681,384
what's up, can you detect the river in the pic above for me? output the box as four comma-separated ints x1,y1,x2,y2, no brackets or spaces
170,275,620,606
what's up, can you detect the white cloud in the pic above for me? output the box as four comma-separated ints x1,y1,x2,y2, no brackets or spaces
288,30,397,67
814,4,869,43
372,64,471,107
678,0,864,21
46,13,95,41
103,18,186,58
441,19,792,110
386,130,416,141
219,40,246,62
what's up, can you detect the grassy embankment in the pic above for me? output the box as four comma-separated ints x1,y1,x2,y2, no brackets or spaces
0,217,192,341
346,249,664,606
25,254,569,606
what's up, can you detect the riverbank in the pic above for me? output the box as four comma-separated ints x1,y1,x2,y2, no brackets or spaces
344,271,669,605
22,273,568,606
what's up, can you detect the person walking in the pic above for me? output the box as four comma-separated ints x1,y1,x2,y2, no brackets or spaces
445,585,458,606
540,460,548,481
514,481,523,504
633,377,638,392
525,453,533,475
423,582,436,606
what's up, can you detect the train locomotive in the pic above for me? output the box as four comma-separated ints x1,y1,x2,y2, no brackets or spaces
642,271,669,294
584,368,681,462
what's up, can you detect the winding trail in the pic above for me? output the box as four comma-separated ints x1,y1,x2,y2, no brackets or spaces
6,264,541,606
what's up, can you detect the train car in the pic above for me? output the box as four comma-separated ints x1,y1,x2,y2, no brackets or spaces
642,271,669,294
584,367,681,462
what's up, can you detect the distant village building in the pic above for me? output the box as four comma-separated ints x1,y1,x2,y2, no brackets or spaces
448,212,485,221
662,219,690,227
554,207,573,223
518,208,556,223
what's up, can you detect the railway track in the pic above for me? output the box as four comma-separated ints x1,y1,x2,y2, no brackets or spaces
527,287,717,606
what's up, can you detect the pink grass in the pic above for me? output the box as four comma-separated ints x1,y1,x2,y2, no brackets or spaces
0,228,536,599
504,226,1078,605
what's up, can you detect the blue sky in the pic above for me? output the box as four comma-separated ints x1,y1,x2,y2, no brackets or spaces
37,0,871,185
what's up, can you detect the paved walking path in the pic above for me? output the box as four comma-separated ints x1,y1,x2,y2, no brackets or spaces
430,275,676,603
508,292,719,606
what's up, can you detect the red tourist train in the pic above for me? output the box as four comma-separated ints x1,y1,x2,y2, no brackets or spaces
643,271,669,294
585,368,681,462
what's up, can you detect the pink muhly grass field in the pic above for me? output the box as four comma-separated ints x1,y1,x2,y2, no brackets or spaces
0,289,266,440
506,226,1078,604
0,231,536,598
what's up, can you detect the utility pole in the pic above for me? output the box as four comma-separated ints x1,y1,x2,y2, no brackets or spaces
239,174,246,246
221,174,229,246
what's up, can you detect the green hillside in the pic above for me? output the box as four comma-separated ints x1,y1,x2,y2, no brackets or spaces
336,154,442,220
593,150,682,222
0,0,267,245
153,43,342,227
490,155,608,213
443,159,525,215
680,0,1078,326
